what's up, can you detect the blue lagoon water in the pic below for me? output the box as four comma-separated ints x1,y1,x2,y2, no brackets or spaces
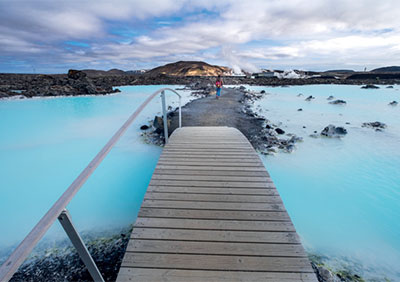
1,84,399,280
246,84,400,280
0,85,193,260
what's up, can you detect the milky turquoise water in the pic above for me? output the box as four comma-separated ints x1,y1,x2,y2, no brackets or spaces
246,84,400,280
0,85,193,259
1,84,399,280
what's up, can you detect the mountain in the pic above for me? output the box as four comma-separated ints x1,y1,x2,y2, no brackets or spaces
81,68,126,77
147,61,231,76
371,66,400,72
324,69,355,73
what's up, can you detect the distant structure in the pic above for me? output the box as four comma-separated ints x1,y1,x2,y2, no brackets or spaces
253,70,276,78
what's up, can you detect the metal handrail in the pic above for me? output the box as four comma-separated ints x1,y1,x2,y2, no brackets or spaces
0,88,182,281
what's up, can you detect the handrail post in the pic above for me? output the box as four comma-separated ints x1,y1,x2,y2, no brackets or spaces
161,90,169,144
179,97,182,128
58,209,105,282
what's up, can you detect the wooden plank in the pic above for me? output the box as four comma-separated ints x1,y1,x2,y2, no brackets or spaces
131,228,300,244
141,200,285,211
156,161,263,167
155,165,267,171
126,240,305,256
151,174,269,182
158,157,261,163
153,169,269,177
121,253,313,272
117,268,318,282
147,186,278,195
163,148,254,152
149,180,273,188
160,153,259,158
138,208,291,221
144,192,282,203
134,218,294,231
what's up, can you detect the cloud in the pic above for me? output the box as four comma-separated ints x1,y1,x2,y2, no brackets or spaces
1,0,400,72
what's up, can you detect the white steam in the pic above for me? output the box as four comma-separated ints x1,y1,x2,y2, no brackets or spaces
221,46,260,74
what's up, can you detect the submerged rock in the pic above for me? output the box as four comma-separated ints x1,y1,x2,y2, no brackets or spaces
362,121,387,130
388,101,398,106
386,85,394,88
305,95,315,101
361,84,379,89
297,93,304,97
327,95,335,100
329,99,346,105
321,125,347,137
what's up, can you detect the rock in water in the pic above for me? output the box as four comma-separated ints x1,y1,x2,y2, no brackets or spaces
275,128,285,134
329,99,347,105
140,125,149,130
388,101,398,106
327,95,335,100
362,121,387,130
260,90,266,94
297,108,303,111
321,124,347,137
305,95,315,101
387,85,394,88
361,84,379,89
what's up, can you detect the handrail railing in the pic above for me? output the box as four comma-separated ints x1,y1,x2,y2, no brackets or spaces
0,88,182,281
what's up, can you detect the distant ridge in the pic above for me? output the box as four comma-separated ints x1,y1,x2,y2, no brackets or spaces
147,61,231,76
81,68,126,77
324,69,354,73
371,66,400,72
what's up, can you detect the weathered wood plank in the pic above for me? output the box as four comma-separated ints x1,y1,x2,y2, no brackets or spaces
121,253,313,272
151,174,269,182
138,208,291,221
141,199,285,211
117,268,318,282
155,165,267,171
158,157,262,163
126,240,306,257
147,186,278,195
144,192,282,203
131,228,300,244
156,161,263,167
153,169,269,177
149,180,273,188
134,218,294,231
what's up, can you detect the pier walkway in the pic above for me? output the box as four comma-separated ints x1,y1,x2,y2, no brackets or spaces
117,126,317,282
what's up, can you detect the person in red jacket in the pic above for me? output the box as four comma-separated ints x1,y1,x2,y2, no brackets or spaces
215,75,223,99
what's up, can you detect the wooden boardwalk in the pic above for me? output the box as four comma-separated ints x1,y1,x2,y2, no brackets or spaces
117,127,317,282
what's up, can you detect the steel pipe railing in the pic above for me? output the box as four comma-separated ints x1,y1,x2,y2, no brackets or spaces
0,88,182,282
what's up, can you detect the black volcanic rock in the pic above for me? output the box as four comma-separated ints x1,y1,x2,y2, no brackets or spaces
329,99,347,105
361,84,379,89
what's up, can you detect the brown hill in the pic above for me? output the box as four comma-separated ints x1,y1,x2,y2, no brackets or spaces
81,68,126,77
147,61,231,76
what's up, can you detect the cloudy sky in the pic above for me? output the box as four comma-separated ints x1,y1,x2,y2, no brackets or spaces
1,0,399,73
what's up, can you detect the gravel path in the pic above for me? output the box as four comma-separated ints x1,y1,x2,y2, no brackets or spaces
169,87,265,148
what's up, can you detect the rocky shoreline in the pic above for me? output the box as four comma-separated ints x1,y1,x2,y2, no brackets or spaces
3,226,367,282
1,71,399,99
7,227,131,282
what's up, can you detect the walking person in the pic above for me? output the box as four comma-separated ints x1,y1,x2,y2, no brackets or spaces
215,75,223,99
